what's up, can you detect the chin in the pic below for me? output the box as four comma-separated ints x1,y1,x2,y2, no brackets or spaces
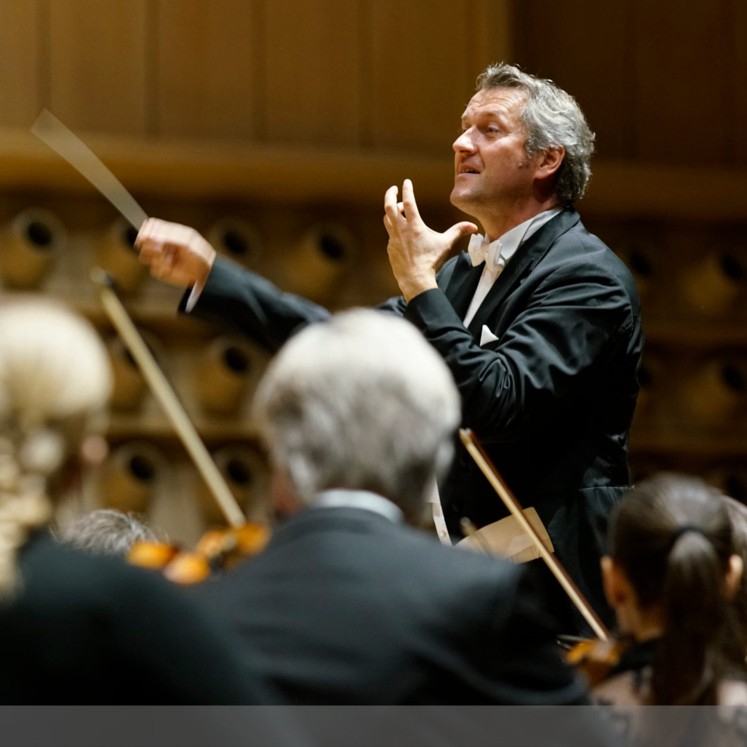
449,188,469,210
450,190,478,217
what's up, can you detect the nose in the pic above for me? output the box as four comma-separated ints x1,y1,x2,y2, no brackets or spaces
453,128,476,153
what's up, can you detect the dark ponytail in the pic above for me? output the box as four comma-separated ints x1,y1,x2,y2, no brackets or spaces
654,528,727,704
609,473,737,705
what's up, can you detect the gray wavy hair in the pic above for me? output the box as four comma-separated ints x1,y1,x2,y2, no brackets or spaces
477,62,595,205
252,309,460,524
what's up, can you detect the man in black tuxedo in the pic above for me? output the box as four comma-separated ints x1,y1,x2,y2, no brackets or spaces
137,63,642,634
191,308,590,707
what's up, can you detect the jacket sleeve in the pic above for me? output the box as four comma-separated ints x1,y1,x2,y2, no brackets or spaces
182,257,334,353
185,256,412,353
403,253,640,440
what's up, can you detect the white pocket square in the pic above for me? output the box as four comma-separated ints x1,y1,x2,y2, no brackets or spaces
479,325,499,346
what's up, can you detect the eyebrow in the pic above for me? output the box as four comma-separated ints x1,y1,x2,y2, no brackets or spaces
460,107,510,125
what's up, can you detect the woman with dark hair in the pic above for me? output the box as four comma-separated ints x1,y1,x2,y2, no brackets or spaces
592,472,747,708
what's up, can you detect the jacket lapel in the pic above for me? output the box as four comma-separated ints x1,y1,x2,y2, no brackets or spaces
468,209,581,335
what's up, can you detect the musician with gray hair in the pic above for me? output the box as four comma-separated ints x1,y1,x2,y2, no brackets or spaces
191,308,596,709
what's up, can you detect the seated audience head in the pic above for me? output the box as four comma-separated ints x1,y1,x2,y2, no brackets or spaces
0,296,111,597
251,309,460,525
57,508,159,558
603,472,744,704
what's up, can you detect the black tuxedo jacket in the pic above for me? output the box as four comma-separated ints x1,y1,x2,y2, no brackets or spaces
0,533,273,704
186,208,643,633
192,504,588,705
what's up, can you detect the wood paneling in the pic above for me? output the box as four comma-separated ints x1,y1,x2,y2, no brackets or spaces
153,0,258,139
632,0,731,164
47,0,148,134
0,0,43,128
512,1,631,159
262,0,362,146
470,0,514,75
367,0,484,153
735,0,747,165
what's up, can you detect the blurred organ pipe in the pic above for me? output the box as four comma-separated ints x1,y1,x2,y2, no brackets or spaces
678,357,747,426
94,217,147,293
207,217,261,264
107,332,165,411
281,222,357,299
0,208,66,288
96,440,165,514
679,250,745,316
193,335,254,416
196,444,269,526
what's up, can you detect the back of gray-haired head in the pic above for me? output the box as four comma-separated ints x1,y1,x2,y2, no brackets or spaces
58,509,160,558
252,309,460,523
477,62,595,205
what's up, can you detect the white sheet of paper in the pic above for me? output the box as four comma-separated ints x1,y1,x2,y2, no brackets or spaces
456,507,554,563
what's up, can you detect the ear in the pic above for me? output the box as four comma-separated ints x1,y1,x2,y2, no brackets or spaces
534,145,565,179
725,553,744,600
601,556,630,608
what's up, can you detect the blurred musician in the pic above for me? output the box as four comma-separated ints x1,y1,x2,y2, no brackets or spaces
193,308,603,711
594,472,747,707
0,296,276,706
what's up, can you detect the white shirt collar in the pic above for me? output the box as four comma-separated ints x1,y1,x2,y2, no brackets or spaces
468,207,562,273
313,489,404,523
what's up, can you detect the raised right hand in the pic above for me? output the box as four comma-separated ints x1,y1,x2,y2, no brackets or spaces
135,218,217,289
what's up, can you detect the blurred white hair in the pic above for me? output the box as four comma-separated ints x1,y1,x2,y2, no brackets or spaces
0,295,112,596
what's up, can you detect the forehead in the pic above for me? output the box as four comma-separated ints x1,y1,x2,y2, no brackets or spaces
461,87,528,120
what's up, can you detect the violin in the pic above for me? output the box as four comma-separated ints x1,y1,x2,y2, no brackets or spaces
458,428,627,687
127,523,270,584
93,270,271,583
558,634,630,688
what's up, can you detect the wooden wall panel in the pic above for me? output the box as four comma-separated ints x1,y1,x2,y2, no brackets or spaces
512,1,631,159
47,0,148,134
735,0,747,165
154,0,258,140
367,0,486,153
470,0,515,75
262,0,362,146
0,0,42,127
633,1,731,164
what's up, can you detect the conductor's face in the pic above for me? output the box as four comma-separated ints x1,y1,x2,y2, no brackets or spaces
450,87,537,231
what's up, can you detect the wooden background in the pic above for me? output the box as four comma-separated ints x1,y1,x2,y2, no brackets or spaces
0,0,745,541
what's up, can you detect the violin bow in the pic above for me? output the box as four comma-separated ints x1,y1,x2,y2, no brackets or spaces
92,269,246,529
30,109,247,531
458,428,610,641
